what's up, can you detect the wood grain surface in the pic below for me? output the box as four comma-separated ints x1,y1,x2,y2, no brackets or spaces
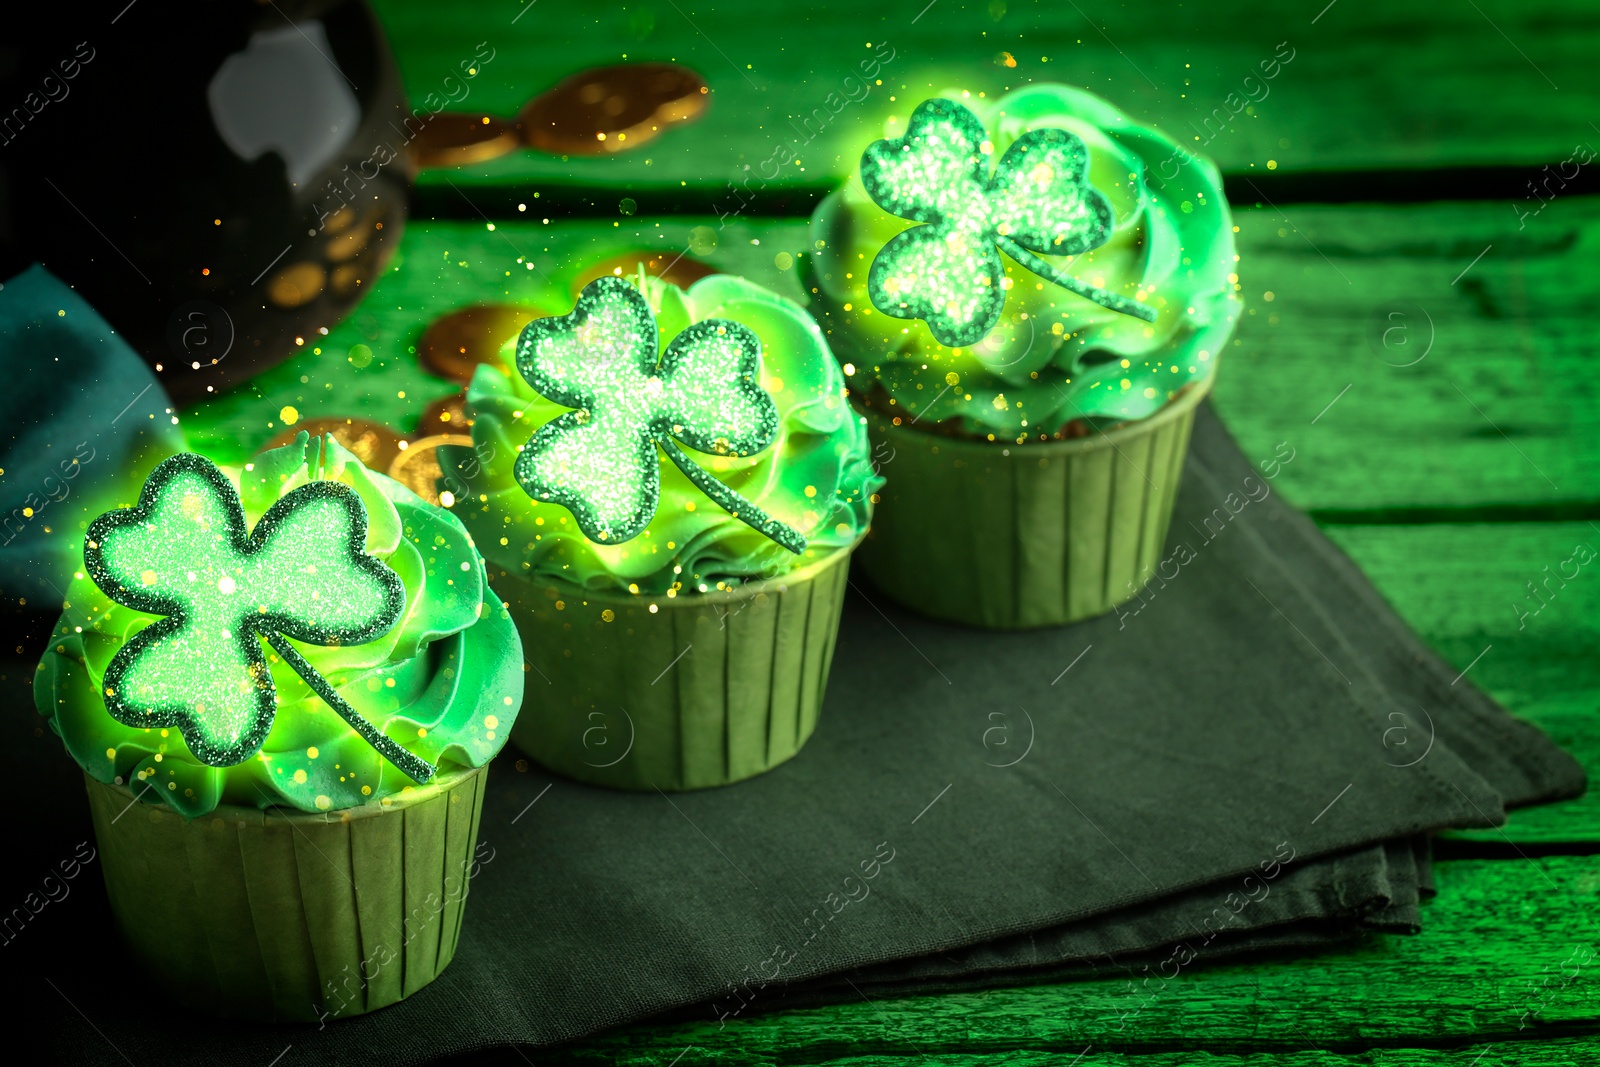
370,0,1592,195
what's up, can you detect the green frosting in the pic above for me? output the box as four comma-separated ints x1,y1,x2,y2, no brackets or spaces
446,273,880,595
809,84,1240,440
34,435,524,817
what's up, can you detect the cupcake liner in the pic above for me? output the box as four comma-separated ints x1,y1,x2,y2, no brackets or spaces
499,545,854,791
857,379,1210,629
84,763,488,1022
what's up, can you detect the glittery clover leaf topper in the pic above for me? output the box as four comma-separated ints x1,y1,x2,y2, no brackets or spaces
512,274,806,554
860,96,1158,347
84,450,434,783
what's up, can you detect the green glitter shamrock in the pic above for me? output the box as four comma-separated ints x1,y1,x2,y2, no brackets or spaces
512,275,805,554
84,448,434,782
860,96,1158,347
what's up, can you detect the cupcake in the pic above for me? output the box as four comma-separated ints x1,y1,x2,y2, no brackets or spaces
33,433,523,1021
443,272,879,791
807,85,1241,628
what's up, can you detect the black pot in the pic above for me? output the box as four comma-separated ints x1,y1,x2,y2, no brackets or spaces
0,0,411,401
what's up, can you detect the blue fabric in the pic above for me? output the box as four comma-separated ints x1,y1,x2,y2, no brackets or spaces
0,265,183,605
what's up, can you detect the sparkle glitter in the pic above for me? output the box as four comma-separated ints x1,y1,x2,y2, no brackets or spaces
512,276,806,554
82,450,433,782
859,97,1156,347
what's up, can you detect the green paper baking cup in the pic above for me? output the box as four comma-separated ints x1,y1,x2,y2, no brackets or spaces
857,379,1210,629
499,545,854,791
84,763,488,1022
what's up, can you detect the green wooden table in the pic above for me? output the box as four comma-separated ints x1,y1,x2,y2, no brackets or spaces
188,1,1600,1060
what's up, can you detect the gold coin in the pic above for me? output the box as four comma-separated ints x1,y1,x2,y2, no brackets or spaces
571,250,716,298
263,418,406,471
519,63,707,156
419,389,471,436
323,205,356,234
388,434,475,506
324,224,372,263
329,262,363,296
406,112,521,168
418,304,546,385
266,262,325,309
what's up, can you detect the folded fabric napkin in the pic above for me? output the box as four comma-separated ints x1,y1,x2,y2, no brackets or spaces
5,383,1581,1062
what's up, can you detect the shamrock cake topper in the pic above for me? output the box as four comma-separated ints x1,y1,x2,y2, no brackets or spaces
860,96,1159,348
511,275,806,554
83,447,434,783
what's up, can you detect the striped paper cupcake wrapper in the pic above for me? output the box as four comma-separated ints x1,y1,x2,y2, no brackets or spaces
499,545,853,791
84,763,488,1022
857,379,1209,629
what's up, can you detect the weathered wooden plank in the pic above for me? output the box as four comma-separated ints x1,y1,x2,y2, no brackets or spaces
531,1040,1600,1066
370,0,1596,194
1326,522,1599,845
782,1046,1593,1067
650,1041,1587,1067
538,859,1599,1064
1215,196,1600,515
